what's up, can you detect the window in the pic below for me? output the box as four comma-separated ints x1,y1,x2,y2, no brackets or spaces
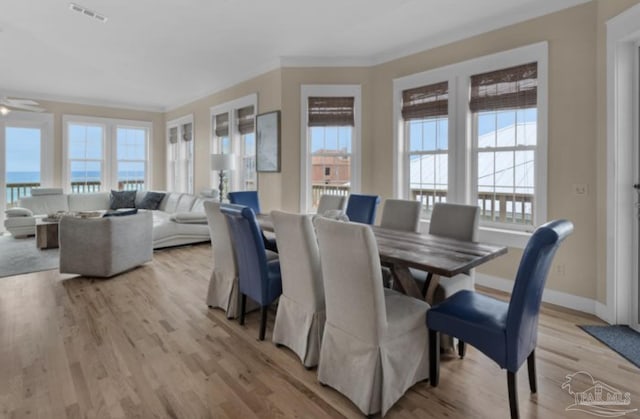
67,122,105,193
63,115,151,193
394,43,547,239
471,63,538,227
301,85,361,213
117,127,148,191
403,82,449,217
166,115,194,193
210,94,257,193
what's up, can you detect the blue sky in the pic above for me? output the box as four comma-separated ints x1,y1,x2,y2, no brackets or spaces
5,127,41,172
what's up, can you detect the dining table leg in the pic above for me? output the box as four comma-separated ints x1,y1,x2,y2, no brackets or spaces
390,263,423,299
424,274,441,306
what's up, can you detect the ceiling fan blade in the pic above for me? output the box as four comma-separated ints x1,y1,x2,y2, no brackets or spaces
5,98,40,106
8,103,45,112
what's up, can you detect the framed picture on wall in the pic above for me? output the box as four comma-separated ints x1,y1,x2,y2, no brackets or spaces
256,110,281,172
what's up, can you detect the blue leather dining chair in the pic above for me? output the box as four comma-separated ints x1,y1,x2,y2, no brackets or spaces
345,194,381,225
221,204,282,341
228,190,277,252
228,191,261,213
426,219,573,419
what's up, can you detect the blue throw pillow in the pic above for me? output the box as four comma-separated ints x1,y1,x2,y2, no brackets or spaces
103,208,138,217
110,190,137,210
137,191,166,210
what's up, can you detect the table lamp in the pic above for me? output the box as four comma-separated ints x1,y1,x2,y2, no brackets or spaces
211,153,236,201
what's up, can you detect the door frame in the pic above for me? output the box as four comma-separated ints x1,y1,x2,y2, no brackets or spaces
0,111,53,232
606,4,640,329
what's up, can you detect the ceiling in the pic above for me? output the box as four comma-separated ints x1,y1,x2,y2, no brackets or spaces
0,0,588,112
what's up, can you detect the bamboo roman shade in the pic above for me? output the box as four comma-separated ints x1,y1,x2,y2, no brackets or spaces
401,81,448,120
308,97,355,127
182,123,193,141
469,62,537,112
237,105,255,135
215,113,229,137
168,126,178,144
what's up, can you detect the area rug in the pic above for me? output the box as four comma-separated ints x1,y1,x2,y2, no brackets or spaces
0,235,59,278
579,325,640,369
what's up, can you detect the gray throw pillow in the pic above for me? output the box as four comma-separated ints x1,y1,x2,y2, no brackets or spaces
110,190,137,210
137,191,166,210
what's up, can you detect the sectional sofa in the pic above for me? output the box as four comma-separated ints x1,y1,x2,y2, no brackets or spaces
4,189,212,249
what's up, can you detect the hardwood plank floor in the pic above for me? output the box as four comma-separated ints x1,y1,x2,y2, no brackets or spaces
0,243,638,418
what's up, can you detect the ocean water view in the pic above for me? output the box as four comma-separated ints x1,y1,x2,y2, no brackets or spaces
5,171,145,204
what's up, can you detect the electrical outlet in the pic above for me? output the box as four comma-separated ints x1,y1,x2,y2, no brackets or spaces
555,264,566,276
573,184,588,196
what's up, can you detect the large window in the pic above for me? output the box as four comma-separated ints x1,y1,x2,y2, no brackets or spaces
166,115,194,193
394,43,547,237
63,115,151,193
301,85,361,213
210,94,257,193
403,82,449,217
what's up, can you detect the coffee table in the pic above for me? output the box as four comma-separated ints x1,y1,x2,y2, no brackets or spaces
36,219,59,249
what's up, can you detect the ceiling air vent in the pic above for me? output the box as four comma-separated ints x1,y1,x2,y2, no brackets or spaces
69,3,108,23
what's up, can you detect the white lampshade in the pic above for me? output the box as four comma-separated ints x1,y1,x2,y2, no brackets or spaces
210,153,236,171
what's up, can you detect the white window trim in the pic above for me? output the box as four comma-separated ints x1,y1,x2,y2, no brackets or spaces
209,93,258,192
393,42,548,248
166,114,194,193
63,114,152,193
300,84,362,213
605,3,640,325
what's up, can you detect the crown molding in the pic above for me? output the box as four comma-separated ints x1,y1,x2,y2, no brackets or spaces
280,56,374,68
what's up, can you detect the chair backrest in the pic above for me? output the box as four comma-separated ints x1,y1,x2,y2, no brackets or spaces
345,194,381,225
379,199,422,233
271,211,324,310
228,191,261,213
204,201,236,277
220,204,270,304
505,219,573,371
316,194,347,215
429,203,480,241
315,217,386,344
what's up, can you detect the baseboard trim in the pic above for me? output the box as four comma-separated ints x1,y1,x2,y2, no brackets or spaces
476,273,600,317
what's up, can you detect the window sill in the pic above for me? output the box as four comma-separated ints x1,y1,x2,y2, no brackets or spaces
419,220,531,249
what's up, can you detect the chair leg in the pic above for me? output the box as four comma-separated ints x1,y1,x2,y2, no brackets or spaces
457,340,466,359
429,329,440,387
259,306,268,341
239,294,247,326
507,371,519,419
527,350,537,393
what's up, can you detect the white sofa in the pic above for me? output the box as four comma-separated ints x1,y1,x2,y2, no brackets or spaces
4,189,212,249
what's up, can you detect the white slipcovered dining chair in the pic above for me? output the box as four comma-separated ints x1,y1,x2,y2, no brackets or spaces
271,211,325,368
315,217,430,416
416,202,480,300
379,198,422,232
204,201,241,318
316,194,346,215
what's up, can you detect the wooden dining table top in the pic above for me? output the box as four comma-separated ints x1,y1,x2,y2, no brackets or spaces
256,214,507,279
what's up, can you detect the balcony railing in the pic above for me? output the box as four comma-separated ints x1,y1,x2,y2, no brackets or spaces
312,184,350,208
411,189,533,225
6,180,146,207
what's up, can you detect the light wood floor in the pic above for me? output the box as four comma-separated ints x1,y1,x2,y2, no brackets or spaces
0,243,638,419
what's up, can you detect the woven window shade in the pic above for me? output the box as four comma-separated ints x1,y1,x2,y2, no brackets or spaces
470,62,537,112
215,113,229,137
168,127,178,144
237,105,255,135
182,122,193,141
401,81,448,120
308,97,355,127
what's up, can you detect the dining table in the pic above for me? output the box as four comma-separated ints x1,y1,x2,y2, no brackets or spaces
256,214,508,304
